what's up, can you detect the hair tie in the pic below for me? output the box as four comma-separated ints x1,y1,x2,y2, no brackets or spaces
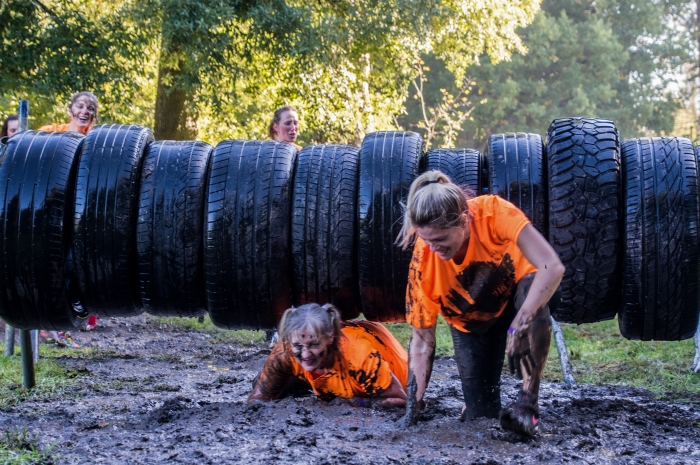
427,180,440,184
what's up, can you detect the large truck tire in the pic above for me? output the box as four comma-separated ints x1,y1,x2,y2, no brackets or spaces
358,131,423,322
72,124,153,317
424,148,483,195
546,118,621,323
0,131,83,330
291,144,360,320
137,141,213,317
486,133,546,234
204,140,296,329
619,138,700,340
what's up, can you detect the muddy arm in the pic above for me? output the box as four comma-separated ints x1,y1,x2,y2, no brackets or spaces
399,325,436,426
371,374,408,408
512,224,565,331
247,343,295,403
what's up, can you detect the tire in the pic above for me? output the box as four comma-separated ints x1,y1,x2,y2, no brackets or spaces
73,124,153,317
358,131,423,322
425,148,482,196
546,118,621,323
204,140,296,329
0,131,83,330
486,133,546,234
137,141,213,317
291,144,361,320
619,138,700,340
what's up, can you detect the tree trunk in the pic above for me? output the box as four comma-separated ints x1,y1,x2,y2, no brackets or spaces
154,53,197,141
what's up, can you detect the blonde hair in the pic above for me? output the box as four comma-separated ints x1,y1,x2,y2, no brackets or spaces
268,105,298,140
278,303,342,350
396,170,471,249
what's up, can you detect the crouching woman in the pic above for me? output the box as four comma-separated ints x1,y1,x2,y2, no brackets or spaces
248,303,408,408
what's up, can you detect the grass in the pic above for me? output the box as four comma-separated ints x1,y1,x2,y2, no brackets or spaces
0,344,86,409
385,315,700,399
149,314,266,345
0,428,57,465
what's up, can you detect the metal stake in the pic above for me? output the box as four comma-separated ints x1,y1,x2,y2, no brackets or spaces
551,316,575,385
19,329,35,389
4,325,15,356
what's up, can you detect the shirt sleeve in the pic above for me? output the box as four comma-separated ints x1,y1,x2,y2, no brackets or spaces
405,239,440,329
254,342,297,399
491,196,531,244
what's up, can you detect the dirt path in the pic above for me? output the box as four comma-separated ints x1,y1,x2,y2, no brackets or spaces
2,316,699,464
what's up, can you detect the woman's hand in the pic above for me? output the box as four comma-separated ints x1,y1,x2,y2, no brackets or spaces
399,325,436,427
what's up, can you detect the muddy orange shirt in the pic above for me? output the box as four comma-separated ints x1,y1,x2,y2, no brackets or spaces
39,123,91,135
406,195,536,334
256,320,407,399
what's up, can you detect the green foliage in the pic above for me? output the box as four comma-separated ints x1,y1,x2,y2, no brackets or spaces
1,0,540,143
404,0,693,147
0,428,57,465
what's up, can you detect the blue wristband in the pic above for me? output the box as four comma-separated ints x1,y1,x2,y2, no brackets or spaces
357,398,365,408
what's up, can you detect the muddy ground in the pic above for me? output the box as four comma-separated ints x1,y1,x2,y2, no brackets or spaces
2,316,700,464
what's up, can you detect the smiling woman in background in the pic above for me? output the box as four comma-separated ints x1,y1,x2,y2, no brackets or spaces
40,91,98,135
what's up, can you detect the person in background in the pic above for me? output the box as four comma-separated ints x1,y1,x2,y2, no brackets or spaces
38,91,100,347
39,91,98,135
268,105,302,150
1,114,19,138
249,303,408,408
397,170,564,437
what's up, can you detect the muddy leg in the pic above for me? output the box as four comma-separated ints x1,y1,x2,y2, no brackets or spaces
500,274,552,436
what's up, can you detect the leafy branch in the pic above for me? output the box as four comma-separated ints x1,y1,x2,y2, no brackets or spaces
411,60,475,149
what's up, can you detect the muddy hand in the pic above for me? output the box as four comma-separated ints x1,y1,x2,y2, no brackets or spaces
507,329,534,379
398,398,420,428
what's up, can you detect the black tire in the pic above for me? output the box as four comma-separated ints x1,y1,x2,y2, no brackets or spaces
137,141,213,317
204,140,296,329
358,131,423,322
72,124,153,317
0,131,82,330
425,148,482,195
486,133,547,234
619,138,700,340
546,118,621,323
291,144,360,320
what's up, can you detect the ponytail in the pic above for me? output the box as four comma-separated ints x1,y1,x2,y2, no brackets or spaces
396,170,472,249
278,303,343,351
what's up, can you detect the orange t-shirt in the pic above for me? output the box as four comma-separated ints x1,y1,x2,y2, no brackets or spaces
39,123,91,135
406,195,536,334
255,320,408,399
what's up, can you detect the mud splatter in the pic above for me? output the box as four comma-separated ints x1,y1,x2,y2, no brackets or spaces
2,316,699,464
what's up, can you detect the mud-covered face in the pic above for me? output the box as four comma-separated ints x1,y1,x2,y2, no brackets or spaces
69,96,96,129
273,110,299,143
416,221,469,261
289,330,332,372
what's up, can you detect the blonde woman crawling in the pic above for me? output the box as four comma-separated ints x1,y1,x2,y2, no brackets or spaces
248,303,408,408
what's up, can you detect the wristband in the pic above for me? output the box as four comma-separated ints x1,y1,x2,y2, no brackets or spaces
357,398,365,408
508,326,515,335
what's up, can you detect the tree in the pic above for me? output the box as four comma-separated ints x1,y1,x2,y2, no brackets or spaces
1,0,541,143
401,0,695,148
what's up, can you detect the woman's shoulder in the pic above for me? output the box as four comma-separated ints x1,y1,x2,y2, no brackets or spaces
38,123,69,132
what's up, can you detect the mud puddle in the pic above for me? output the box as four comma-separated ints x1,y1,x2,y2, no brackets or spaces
2,316,699,464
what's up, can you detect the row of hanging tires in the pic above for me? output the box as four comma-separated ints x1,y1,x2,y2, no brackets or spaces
0,118,697,341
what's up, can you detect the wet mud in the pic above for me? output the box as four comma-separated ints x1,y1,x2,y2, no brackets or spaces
2,316,699,464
